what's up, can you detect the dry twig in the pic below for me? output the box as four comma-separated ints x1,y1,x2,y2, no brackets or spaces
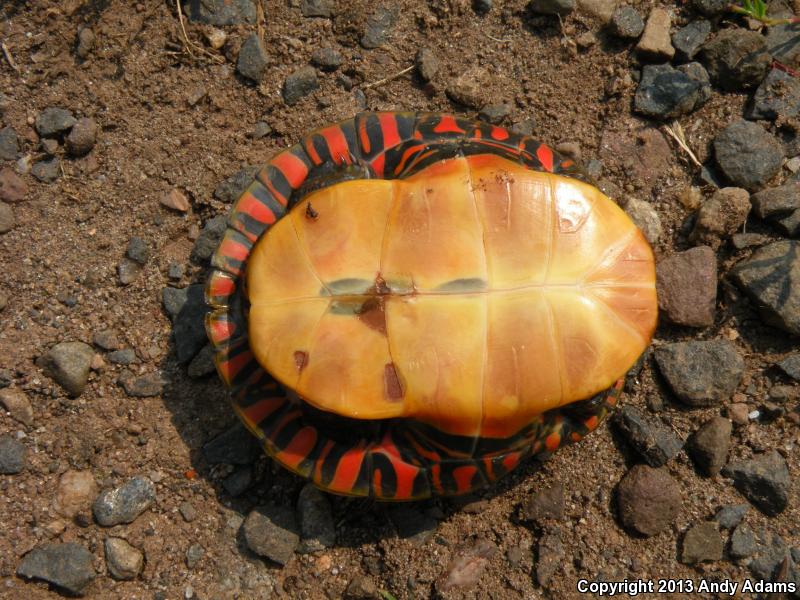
662,121,702,169
174,0,224,63
2,42,19,73
362,65,415,90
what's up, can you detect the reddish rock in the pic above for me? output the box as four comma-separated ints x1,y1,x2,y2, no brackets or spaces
0,168,26,202
617,464,682,536
656,246,717,327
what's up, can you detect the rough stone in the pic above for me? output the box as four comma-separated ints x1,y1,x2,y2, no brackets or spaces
213,166,258,204
161,188,190,212
479,104,511,124
519,483,564,524
446,66,491,109
0,168,27,202
714,504,748,529
656,246,717,327
731,232,768,250
0,126,18,160
37,341,94,397
297,483,336,553
184,0,256,25
388,506,438,545
634,63,708,119
765,21,800,66
681,521,724,564
530,0,576,16
749,68,800,121
243,505,300,565
777,354,800,381
108,349,137,365
361,6,397,48
714,120,783,191
617,465,681,536
237,34,269,83
126,236,149,265
687,416,731,476
576,0,615,23
192,216,227,261
701,29,771,91
0,201,13,233
345,575,379,599
186,543,204,569
613,406,683,467
93,476,156,526
749,531,791,581
416,47,440,82
283,66,319,106
202,422,261,465
722,451,791,516
104,537,143,580
76,27,95,58
187,344,216,378
35,107,77,137
636,8,674,61
730,241,800,335
311,47,343,72
693,0,728,15
535,530,564,587
17,543,95,595
54,470,98,518
610,7,644,39
0,388,33,425
117,259,141,285
0,435,26,474
173,284,210,363
624,198,662,244
730,524,758,559
438,539,497,592
300,0,332,17
751,183,800,237
654,340,744,406
222,466,253,496
118,371,164,397
31,157,60,183
690,187,751,249
672,19,711,63
65,118,97,156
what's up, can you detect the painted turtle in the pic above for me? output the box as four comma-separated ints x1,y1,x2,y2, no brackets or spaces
205,112,657,500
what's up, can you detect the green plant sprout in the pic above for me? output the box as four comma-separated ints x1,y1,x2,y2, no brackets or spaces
729,0,800,25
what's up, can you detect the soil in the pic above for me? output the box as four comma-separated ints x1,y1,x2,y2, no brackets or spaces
0,1,798,599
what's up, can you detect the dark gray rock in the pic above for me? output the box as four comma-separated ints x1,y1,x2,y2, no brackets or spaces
693,0,728,15
613,406,683,467
191,215,226,262
722,451,790,516
751,183,800,237
35,107,76,137
690,187,751,249
633,64,705,119
750,531,791,580
0,435,26,474
243,504,300,565
300,0,332,18
654,340,744,406
31,157,60,183
714,120,783,191
479,103,512,124
283,66,319,106
185,543,204,569
656,246,717,327
672,19,711,63
17,543,95,595
311,47,343,72
0,201,14,233
687,416,731,476
529,0,575,16
126,236,149,265
617,465,682,536
610,6,644,39
93,476,156,526
237,34,269,83
519,483,564,524
222,465,253,496
173,284,210,363
37,341,94,397
213,166,258,204
187,344,216,378
65,118,97,156
730,241,800,335
701,29,771,91
624,198,662,244
389,506,438,545
104,537,143,580
0,126,18,161
749,68,800,121
162,286,188,321
778,353,800,381
416,47,439,83
766,22,800,66
730,524,758,558
536,529,564,587
473,0,493,13
297,483,336,552
202,422,261,465
731,232,768,250
118,371,164,397
714,504,748,529
184,0,256,25
361,6,398,48
681,521,723,563
108,349,137,365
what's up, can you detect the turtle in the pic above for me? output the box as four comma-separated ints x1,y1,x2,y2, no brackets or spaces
205,111,657,501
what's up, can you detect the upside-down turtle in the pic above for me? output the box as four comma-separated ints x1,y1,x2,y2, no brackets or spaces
205,112,657,500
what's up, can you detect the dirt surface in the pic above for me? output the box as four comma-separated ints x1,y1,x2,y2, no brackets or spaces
0,0,798,599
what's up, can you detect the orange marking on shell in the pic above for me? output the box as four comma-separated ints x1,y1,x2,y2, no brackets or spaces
370,153,386,177
536,144,554,172
372,468,382,495
319,125,352,166
270,151,309,189
329,444,367,494
570,432,582,442
208,272,236,298
208,317,235,346
236,190,277,225
584,415,599,431
242,396,284,428
560,159,575,169
490,126,509,141
219,350,255,386
276,425,317,470
393,143,427,175
313,439,336,484
545,431,561,452
483,458,496,482
502,451,520,472
378,112,401,149
263,177,288,207
219,238,249,263
433,115,465,134
431,463,443,494
358,118,371,155
452,465,477,493
305,137,322,165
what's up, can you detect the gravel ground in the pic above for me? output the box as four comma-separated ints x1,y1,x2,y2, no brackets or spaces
0,0,799,598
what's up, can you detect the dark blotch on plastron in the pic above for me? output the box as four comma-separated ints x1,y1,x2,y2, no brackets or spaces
358,297,387,334
435,278,488,293
294,351,308,372
327,278,373,294
384,363,404,400
305,202,319,220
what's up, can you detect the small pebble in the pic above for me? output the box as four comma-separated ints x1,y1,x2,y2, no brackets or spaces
65,118,97,156
301,0,332,18
0,434,26,474
610,6,644,39
617,464,681,536
479,104,511,124
249,121,273,140
31,157,61,183
161,188,190,212
0,168,27,202
297,483,336,553
126,236,150,265
243,504,300,565
54,469,98,518
681,521,723,563
636,8,674,61
0,126,19,161
721,451,791,516
283,67,319,106
687,416,731,476
0,201,13,233
186,544,204,569
0,388,33,425
17,543,96,595
93,475,156,526
117,258,142,285
237,34,269,82
35,107,77,138
714,504,748,529
37,341,94,397
76,27,96,58
105,537,144,580
310,47,343,72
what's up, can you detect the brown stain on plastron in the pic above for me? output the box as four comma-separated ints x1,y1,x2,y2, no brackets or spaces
384,363,404,401
357,297,387,335
305,202,319,220
294,351,308,371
